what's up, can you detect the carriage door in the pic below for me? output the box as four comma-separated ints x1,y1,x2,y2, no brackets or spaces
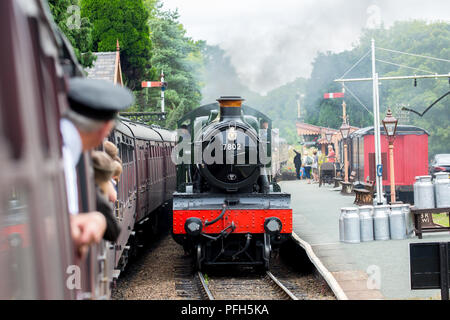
145,142,150,214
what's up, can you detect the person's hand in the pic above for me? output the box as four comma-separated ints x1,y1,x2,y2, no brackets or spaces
70,212,107,259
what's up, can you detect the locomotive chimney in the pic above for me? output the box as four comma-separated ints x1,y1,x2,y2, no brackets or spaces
217,96,244,121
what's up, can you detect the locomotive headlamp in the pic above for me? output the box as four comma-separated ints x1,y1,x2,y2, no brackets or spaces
227,127,237,141
264,217,282,234
184,218,203,236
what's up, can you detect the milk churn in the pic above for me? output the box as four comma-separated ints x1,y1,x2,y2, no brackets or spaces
413,176,420,207
389,204,407,240
401,204,414,237
339,208,348,242
373,205,390,240
417,176,435,209
434,172,450,208
343,207,360,244
359,205,374,242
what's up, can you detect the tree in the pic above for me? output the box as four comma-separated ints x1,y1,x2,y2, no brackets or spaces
81,0,156,90
144,7,204,128
48,0,95,67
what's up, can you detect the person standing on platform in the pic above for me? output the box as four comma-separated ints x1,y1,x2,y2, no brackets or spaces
327,145,336,163
304,152,313,184
293,150,302,180
311,150,319,183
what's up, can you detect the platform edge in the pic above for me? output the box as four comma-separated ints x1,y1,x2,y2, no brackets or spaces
291,232,349,300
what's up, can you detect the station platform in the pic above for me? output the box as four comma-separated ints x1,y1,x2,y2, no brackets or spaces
280,180,450,300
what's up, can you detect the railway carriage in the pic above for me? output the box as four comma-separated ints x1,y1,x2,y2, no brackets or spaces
106,118,176,272
0,0,176,299
347,125,429,204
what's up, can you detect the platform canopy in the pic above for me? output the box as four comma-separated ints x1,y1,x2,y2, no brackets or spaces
296,121,359,160
296,122,358,144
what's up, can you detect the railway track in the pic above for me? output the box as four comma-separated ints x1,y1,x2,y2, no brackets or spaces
196,270,300,300
113,235,335,300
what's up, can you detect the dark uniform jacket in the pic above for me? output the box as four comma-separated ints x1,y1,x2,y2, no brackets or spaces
293,150,302,169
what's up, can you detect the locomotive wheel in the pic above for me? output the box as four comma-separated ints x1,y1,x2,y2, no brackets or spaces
196,244,204,271
262,234,271,271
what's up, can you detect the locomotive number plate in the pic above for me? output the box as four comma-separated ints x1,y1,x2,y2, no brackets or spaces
223,143,242,151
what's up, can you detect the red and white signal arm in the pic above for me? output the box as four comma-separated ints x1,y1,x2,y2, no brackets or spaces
324,92,345,99
142,81,163,88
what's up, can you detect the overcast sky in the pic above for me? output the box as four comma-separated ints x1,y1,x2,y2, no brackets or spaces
161,0,450,94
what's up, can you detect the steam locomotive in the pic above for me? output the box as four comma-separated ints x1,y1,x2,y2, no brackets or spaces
172,97,292,270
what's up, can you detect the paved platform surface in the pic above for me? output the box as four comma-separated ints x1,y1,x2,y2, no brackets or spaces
280,180,450,300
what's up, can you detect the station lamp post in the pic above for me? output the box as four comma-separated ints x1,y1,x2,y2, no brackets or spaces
382,109,398,203
340,122,351,182
325,130,333,144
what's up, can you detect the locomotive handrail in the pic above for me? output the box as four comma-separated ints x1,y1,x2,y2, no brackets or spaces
201,222,236,241
204,204,227,226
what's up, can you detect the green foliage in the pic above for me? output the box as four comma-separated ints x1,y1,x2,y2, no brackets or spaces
48,0,95,67
141,7,204,129
81,0,156,90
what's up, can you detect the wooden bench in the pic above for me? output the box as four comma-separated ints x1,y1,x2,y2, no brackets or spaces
411,207,450,239
354,180,375,205
341,171,356,195
333,177,343,188
333,168,344,188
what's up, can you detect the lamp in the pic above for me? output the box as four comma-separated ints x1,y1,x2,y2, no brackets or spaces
382,109,399,204
339,122,351,140
325,130,333,143
382,109,398,139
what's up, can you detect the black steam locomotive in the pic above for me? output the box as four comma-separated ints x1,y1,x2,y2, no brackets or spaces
172,97,292,270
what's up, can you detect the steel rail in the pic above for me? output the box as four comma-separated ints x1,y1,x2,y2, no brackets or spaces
197,271,299,300
197,272,215,300
265,271,299,300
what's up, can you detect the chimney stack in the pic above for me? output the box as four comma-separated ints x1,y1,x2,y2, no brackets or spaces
217,96,244,121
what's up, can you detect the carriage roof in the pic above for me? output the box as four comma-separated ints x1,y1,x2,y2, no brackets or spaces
350,125,429,137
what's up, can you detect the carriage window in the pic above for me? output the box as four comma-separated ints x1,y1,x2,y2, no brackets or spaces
0,72,24,160
117,143,122,161
0,187,37,299
121,143,128,163
129,147,134,163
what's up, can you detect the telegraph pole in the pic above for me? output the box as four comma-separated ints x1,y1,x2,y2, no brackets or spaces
371,39,385,204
